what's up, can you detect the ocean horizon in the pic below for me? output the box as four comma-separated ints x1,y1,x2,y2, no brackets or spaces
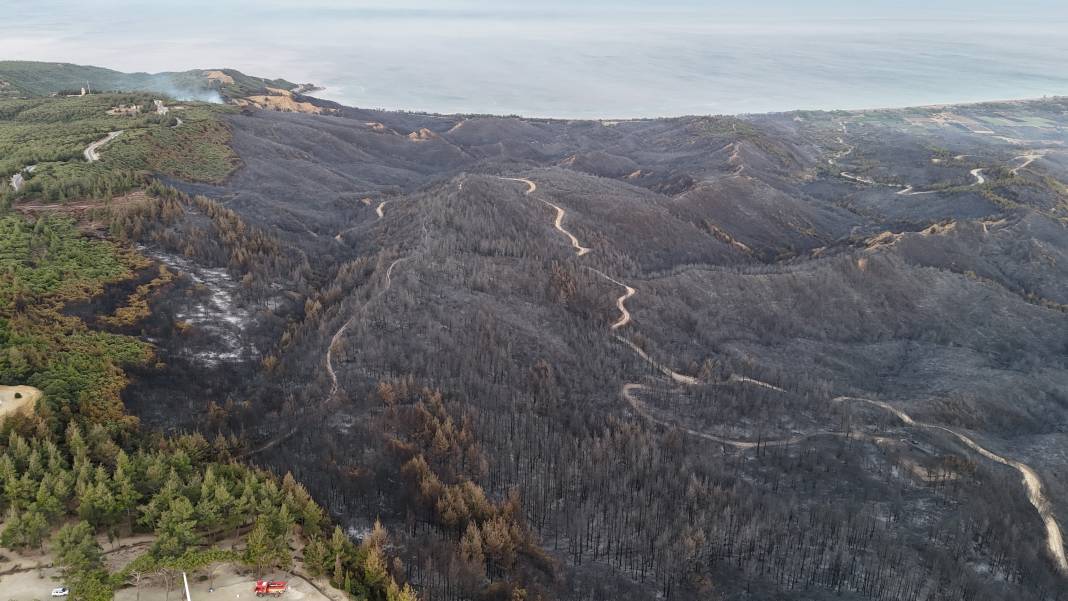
7,2,1068,119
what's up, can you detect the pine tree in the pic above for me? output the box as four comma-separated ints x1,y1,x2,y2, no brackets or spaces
363,544,389,590
52,521,103,577
143,455,169,493
209,482,235,534
113,460,141,531
152,496,199,558
139,469,182,530
66,422,89,465
33,478,63,521
272,505,294,573
244,517,273,577
481,515,518,572
4,468,36,512
0,453,18,507
303,535,329,581
74,461,93,501
195,489,222,534
1,509,24,549
362,518,389,552
301,498,325,536
231,476,257,541
200,465,218,500
26,447,44,480
44,440,66,473
79,480,119,528
393,583,419,601
460,521,486,579
331,525,348,585
20,510,49,548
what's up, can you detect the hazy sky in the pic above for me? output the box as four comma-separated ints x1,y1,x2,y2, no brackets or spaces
6,1,1068,117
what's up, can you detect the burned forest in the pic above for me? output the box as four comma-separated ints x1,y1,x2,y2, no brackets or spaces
11,81,1068,600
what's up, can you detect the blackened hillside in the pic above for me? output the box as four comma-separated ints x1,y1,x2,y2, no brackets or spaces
125,96,1068,601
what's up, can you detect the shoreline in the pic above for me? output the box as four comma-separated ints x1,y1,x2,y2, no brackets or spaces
297,85,1067,122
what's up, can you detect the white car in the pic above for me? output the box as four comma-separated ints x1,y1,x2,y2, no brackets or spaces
51,587,69,597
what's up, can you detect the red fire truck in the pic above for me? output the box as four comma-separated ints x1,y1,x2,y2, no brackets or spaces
253,580,288,597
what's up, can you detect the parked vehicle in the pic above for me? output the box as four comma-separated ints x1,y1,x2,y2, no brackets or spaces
51,588,69,597
254,580,288,597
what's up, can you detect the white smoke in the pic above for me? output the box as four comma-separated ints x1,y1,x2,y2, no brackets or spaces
171,88,224,104
144,75,225,104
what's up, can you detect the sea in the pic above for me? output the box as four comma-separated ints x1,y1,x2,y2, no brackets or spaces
6,2,1068,119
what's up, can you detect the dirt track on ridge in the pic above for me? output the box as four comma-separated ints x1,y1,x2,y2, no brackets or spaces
500,177,591,256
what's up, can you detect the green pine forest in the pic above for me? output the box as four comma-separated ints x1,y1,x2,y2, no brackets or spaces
0,93,237,206
0,91,413,601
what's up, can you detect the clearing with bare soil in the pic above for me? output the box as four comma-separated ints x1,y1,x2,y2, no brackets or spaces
0,385,42,421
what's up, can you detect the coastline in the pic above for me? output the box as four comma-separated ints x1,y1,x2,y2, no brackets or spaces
293,84,1067,123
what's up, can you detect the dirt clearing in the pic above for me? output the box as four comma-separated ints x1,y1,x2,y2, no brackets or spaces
114,564,336,601
0,385,42,421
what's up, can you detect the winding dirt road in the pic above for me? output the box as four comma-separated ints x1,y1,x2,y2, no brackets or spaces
894,166,984,194
501,140,1064,573
896,185,936,196
496,177,710,385
586,170,1062,570
500,177,591,256
595,195,1065,574
325,316,354,398
624,384,823,449
326,255,411,396
1011,152,1044,175
845,165,985,193
728,375,786,393
833,396,915,425
501,176,536,195
617,336,699,385
84,131,122,162
248,252,416,460
840,172,877,185
496,176,740,387
941,430,1066,573
240,426,298,458
624,384,1066,572
828,136,854,166
545,199,592,256
491,162,1066,574
835,128,990,192
834,396,1067,573
587,268,635,330
385,255,412,288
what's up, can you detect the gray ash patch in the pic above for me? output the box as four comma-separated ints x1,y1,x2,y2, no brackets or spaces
139,247,257,366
